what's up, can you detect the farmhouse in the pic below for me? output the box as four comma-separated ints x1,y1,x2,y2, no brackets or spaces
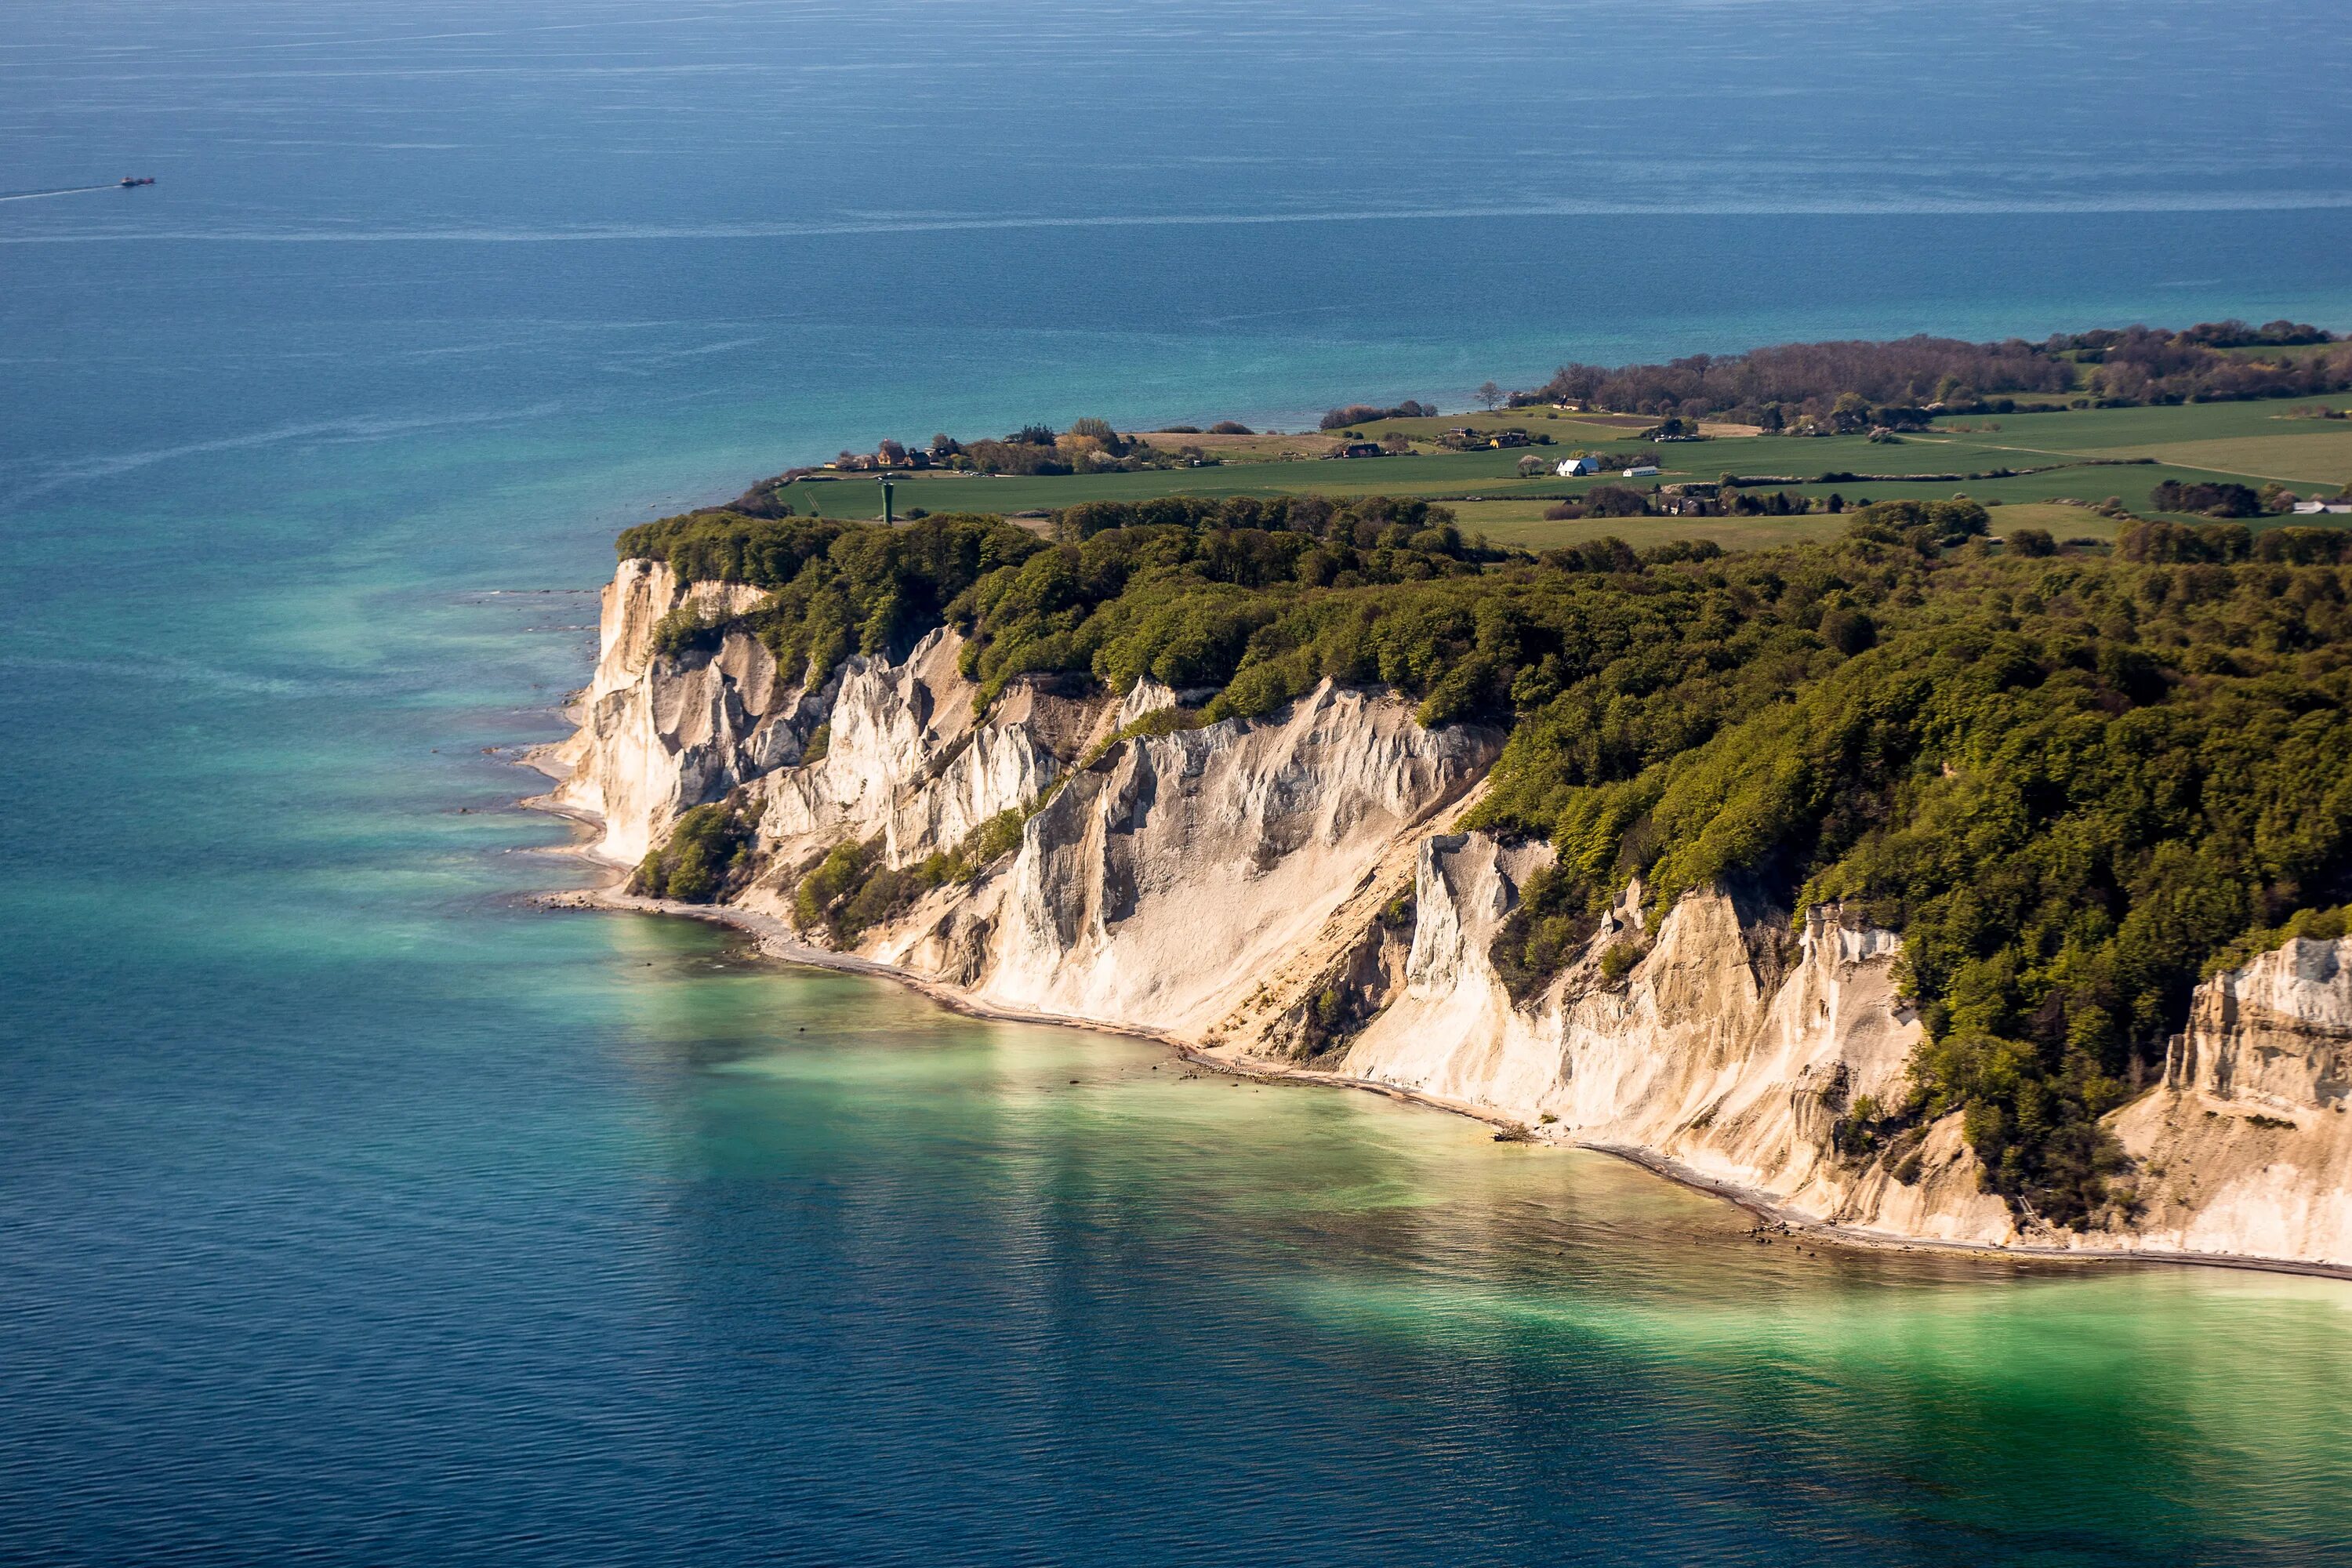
1556,456,1600,476
1328,441,1385,459
1444,426,1534,451
1653,482,1718,517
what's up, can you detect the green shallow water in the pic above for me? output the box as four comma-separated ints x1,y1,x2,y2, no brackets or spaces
673,963,2352,1566
436,919,2352,1563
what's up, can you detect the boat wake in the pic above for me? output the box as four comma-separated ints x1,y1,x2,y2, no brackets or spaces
0,179,153,202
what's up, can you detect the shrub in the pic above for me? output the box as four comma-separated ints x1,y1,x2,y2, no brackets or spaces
1490,864,1598,1003
793,811,1033,945
2203,906,2352,977
1598,939,1644,982
1831,1094,1884,1157
651,604,723,659
633,796,763,902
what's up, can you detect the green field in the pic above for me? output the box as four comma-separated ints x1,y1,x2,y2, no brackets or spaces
2096,432,2352,485
783,397,2352,546
1446,498,2126,554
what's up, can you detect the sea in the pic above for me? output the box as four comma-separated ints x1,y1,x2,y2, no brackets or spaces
5,2,2352,1562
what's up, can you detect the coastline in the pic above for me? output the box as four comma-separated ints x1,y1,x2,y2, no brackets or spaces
518,765,2352,1286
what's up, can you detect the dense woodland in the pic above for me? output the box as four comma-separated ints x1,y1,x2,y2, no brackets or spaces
619,495,2352,1229
1512,323,2351,425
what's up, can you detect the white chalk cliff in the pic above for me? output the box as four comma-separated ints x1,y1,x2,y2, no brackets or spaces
537,554,2352,1271
2109,937,2352,1264
543,559,812,866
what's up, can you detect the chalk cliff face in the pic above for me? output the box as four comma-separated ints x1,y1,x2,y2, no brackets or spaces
2108,938,2352,1265
541,553,2352,1270
545,559,815,866
1295,833,2015,1244
741,626,1073,875
935,681,1499,1037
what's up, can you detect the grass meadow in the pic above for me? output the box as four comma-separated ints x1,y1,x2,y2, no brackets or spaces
789,397,2352,546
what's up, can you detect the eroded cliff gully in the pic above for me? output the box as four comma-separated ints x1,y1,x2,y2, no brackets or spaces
530,556,2352,1271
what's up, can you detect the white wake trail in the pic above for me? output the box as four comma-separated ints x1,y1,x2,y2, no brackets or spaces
0,184,122,203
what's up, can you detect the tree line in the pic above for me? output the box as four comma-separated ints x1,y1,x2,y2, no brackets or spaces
1502,326,2350,426
1319,400,1436,430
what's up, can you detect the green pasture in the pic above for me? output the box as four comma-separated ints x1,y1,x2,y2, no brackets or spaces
782,397,2351,543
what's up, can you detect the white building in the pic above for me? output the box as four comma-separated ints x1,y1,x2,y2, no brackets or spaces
2292,499,2352,515
1557,456,1600,477
1623,464,1661,477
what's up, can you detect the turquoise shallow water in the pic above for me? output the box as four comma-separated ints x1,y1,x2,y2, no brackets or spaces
6,2,2352,1562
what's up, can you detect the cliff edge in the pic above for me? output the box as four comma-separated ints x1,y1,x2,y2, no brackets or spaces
533,551,2352,1272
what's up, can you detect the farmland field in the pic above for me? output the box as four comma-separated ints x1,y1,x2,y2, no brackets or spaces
1456,505,1851,553
1454,498,2122,554
2093,432,2352,485
1952,401,2347,449
793,397,2350,544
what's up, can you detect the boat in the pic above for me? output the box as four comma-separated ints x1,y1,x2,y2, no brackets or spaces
119,176,154,187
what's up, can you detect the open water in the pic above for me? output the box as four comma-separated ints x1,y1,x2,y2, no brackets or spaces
5,2,2352,1563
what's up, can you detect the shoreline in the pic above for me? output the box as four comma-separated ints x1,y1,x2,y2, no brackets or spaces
516,774,2352,1285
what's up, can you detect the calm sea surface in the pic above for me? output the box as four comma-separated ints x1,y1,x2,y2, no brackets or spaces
5,2,2352,1562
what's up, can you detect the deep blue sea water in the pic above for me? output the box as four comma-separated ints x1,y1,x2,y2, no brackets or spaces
6,3,2352,1563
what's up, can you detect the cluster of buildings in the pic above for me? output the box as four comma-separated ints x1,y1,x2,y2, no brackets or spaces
1330,426,1548,459
1556,456,1660,478
1441,427,1534,451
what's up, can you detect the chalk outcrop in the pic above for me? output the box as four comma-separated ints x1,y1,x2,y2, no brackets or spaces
953,681,1498,1036
543,559,812,865
1297,833,2016,1245
2108,938,2352,1265
742,626,1069,874
536,552,2352,1272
